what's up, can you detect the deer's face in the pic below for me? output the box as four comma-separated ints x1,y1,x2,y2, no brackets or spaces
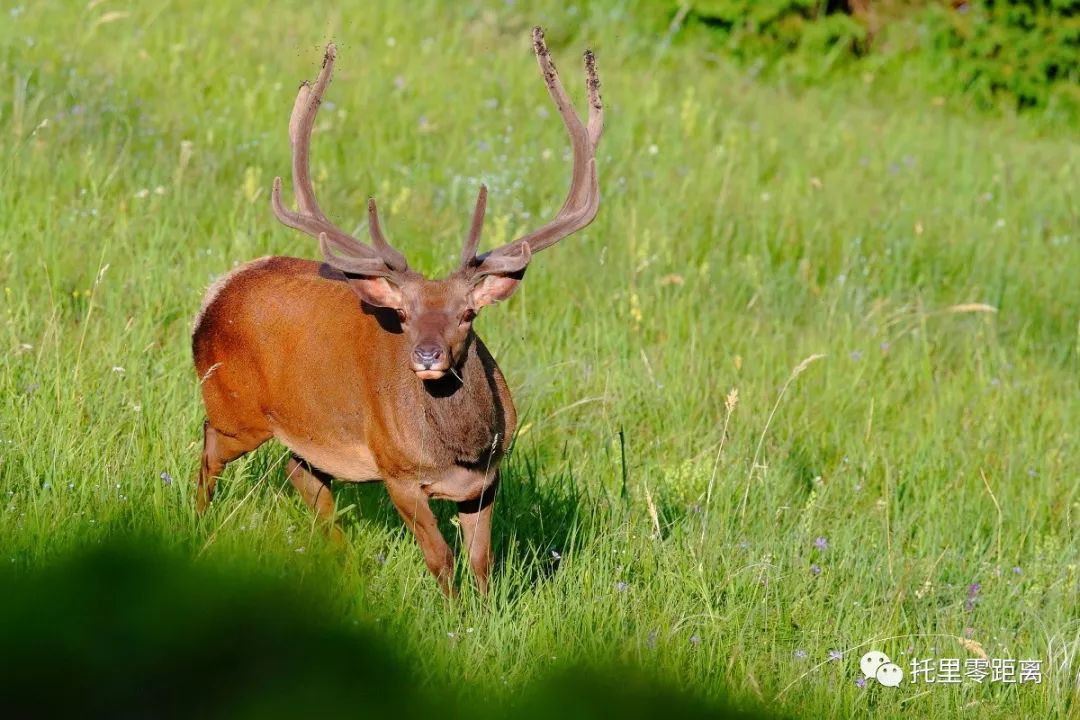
349,272,522,381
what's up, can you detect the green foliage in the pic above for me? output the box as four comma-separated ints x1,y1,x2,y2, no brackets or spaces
682,0,1080,115
686,1,869,80
921,1,1080,112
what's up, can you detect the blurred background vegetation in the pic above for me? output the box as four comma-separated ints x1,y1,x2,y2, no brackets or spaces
672,0,1080,119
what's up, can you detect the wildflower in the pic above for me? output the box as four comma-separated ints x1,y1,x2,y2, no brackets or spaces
615,581,629,593
879,341,890,353
1012,566,1022,575
160,471,173,485
965,582,980,611
810,564,822,576
375,552,386,565
794,649,807,660
855,677,866,688
647,630,657,649
689,634,701,646
814,536,828,550
850,350,863,361
1026,468,1037,478
828,650,843,662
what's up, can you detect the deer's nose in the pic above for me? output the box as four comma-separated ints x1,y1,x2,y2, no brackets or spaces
413,345,443,366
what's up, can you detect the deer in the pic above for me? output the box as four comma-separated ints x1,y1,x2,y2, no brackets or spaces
191,27,603,596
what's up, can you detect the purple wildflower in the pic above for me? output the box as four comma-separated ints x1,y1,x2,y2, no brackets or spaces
160,471,173,485
850,350,863,361
1012,566,1022,575
615,581,629,593
828,650,843,662
810,564,822,576
856,677,867,688
794,649,808,660
814,536,828,550
964,584,980,611
689,634,701,646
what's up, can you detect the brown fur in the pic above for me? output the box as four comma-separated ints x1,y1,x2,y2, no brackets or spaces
193,257,514,594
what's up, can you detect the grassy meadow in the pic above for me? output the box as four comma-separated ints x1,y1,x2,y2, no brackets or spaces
1,1,1078,717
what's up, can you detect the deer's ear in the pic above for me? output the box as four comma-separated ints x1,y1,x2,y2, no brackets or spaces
347,276,403,308
470,271,524,308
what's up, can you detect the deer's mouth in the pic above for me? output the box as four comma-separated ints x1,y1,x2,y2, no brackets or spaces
414,368,447,381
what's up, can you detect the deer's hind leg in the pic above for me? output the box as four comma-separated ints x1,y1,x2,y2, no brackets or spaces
196,421,271,513
286,455,345,545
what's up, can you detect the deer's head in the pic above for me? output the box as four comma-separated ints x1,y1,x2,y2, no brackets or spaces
271,29,603,381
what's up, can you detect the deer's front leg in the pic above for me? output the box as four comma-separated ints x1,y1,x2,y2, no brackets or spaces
458,473,499,595
384,478,455,596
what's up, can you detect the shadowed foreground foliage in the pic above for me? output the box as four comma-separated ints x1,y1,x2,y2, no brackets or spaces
0,539,776,720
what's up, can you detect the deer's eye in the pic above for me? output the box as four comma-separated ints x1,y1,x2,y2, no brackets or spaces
396,309,407,323
461,308,477,324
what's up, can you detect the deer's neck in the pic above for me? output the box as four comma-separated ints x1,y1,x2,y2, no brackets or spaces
410,333,508,468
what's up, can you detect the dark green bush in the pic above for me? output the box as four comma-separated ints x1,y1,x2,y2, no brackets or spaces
924,1,1080,112
679,1,1080,115
685,1,869,76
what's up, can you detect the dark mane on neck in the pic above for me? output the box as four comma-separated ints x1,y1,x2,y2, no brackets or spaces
417,334,507,467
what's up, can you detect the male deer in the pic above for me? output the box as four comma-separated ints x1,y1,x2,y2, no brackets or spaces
191,28,603,595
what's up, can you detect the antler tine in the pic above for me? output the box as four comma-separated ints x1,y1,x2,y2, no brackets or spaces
459,184,488,269
366,198,408,271
289,44,336,217
583,49,604,153
271,43,409,273
471,27,603,275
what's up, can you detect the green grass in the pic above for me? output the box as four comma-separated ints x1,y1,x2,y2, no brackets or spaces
1,1,1078,718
